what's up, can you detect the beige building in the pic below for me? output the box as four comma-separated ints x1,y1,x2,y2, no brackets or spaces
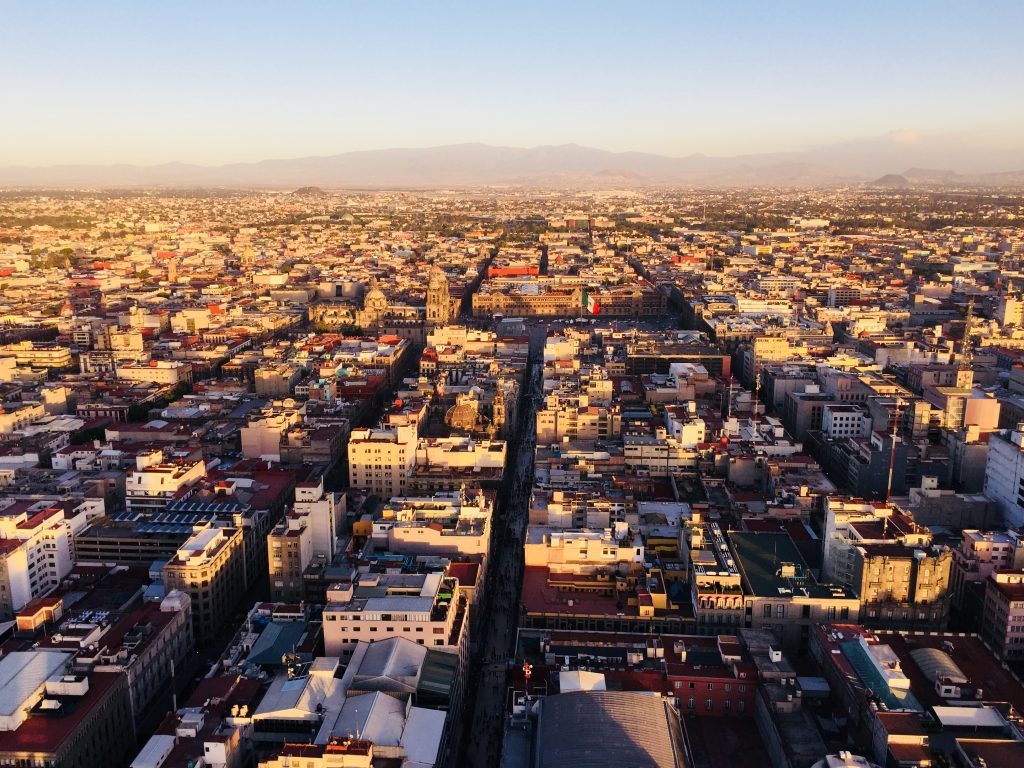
822,497,953,629
0,341,73,370
116,359,193,386
163,526,246,643
348,423,417,499
254,363,302,397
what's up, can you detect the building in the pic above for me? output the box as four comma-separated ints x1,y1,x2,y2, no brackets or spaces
372,489,491,558
0,653,133,768
116,360,193,386
729,531,860,648
347,423,417,499
821,498,952,630
125,450,207,515
322,570,468,660
0,498,90,618
981,569,1024,661
268,479,344,602
535,690,687,768
983,426,1024,529
950,529,1024,624
163,527,246,643
426,265,455,326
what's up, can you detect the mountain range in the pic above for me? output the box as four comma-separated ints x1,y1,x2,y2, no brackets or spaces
3,134,1024,188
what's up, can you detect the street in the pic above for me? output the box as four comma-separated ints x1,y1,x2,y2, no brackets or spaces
458,322,545,768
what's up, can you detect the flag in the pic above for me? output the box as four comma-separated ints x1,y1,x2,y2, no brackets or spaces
582,289,600,315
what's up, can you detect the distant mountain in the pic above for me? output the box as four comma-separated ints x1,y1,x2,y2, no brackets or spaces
871,173,912,188
870,167,1024,188
1,137,1023,189
290,186,329,196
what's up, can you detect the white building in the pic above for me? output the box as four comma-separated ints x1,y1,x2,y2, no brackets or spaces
0,498,91,618
373,489,491,558
125,449,207,514
322,571,465,658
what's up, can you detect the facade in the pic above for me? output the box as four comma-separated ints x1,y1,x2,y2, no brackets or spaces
125,451,207,515
730,531,860,648
268,479,343,601
426,265,455,326
0,499,81,619
822,498,952,630
163,526,246,643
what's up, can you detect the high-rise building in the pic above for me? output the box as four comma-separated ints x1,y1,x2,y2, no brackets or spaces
163,527,246,642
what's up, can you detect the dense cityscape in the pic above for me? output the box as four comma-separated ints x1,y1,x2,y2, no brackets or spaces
0,185,1020,768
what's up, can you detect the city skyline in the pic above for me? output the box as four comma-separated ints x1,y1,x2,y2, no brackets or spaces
3,0,1023,166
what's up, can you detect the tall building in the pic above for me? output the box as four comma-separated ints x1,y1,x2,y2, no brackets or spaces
163,527,246,643
983,426,1024,529
0,499,80,619
268,478,344,601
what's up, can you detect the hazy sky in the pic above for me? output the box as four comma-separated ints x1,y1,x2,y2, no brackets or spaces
3,0,1022,166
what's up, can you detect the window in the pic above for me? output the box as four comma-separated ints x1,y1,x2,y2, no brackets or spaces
687,697,695,711
763,605,772,618
705,698,713,711
776,605,785,619
707,683,714,691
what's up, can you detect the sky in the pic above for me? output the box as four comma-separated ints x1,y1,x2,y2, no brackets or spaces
2,0,1023,166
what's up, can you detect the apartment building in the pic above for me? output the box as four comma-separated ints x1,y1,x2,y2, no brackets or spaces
983,426,1024,529
623,428,700,477
0,499,81,619
347,423,417,499
950,530,1024,623
268,479,343,601
822,497,952,629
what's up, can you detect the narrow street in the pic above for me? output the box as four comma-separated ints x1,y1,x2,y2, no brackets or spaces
458,322,545,768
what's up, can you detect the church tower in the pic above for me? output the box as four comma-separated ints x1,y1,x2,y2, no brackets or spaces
426,265,452,326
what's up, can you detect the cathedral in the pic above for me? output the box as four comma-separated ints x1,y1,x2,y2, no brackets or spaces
352,266,457,344
426,265,458,327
